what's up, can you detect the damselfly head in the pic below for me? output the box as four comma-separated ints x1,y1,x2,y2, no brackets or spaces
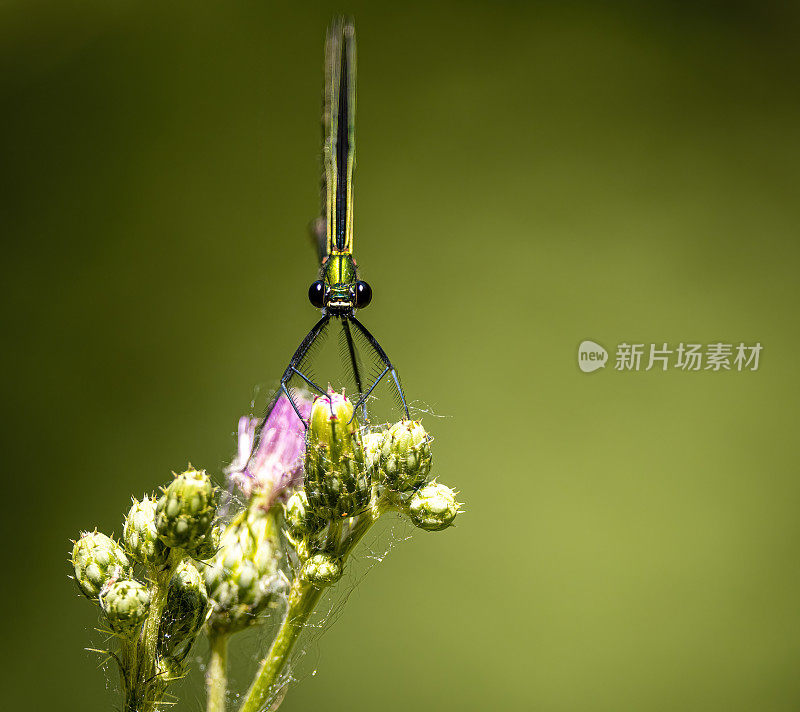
308,252,372,313
308,277,372,313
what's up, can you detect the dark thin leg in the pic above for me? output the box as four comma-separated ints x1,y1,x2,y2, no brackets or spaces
248,315,331,459
351,365,389,418
348,316,410,419
290,366,327,395
341,318,368,421
283,315,331,375
280,383,308,428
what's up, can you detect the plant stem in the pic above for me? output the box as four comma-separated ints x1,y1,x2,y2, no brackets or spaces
238,579,323,712
137,551,182,712
238,504,384,712
120,638,143,712
338,509,377,556
207,631,230,712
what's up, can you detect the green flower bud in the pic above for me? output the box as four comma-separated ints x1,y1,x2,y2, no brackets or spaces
284,490,322,538
155,467,216,550
205,503,285,633
71,531,130,600
123,496,169,568
158,560,210,667
304,392,370,519
379,420,432,492
301,553,342,587
99,579,150,634
186,524,221,561
406,483,460,532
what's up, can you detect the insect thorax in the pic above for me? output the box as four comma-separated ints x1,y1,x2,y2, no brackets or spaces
322,253,357,291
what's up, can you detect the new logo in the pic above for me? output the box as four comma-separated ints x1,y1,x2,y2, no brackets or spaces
578,340,608,373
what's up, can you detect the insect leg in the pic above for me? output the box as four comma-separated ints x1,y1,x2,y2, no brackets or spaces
351,365,389,416
251,315,331,442
348,316,410,419
341,317,368,421
288,367,327,395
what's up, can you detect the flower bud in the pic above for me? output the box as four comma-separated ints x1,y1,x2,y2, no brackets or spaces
99,579,151,634
205,504,285,634
283,490,323,539
379,420,432,492
155,467,216,550
71,531,130,600
406,483,460,532
304,392,370,519
158,560,210,667
124,496,169,568
301,553,342,587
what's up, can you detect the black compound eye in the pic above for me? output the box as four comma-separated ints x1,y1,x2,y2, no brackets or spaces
354,281,372,308
308,280,325,308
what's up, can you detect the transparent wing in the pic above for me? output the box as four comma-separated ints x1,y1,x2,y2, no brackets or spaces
345,317,407,422
323,18,356,256
279,316,406,425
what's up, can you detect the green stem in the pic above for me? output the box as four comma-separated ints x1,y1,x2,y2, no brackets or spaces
123,686,145,712
338,509,377,557
326,519,343,551
238,579,323,712
238,504,384,712
137,551,182,712
120,638,143,712
207,631,230,712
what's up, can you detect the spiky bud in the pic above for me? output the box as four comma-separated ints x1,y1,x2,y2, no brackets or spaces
99,579,150,634
379,420,432,492
283,490,322,539
205,503,285,634
155,467,216,550
406,483,460,532
124,496,169,568
301,553,342,587
304,392,370,519
71,531,130,600
158,560,210,667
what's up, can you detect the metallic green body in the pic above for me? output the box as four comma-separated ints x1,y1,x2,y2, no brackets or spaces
317,20,360,314
321,252,358,311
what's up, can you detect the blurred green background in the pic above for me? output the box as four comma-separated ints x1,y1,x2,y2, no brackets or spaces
2,1,799,710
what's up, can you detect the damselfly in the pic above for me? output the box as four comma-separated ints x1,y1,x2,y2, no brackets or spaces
255,20,410,430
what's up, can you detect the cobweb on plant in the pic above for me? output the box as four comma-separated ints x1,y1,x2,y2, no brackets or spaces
212,385,447,708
